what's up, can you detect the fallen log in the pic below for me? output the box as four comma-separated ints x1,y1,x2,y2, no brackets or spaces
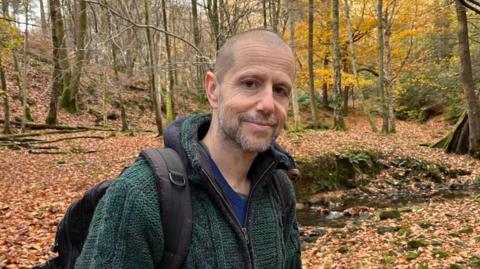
0,129,88,140
0,135,105,147
0,120,117,131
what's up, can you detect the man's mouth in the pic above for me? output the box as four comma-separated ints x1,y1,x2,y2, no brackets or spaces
245,120,274,127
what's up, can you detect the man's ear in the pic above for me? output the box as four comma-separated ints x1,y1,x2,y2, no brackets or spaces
205,71,219,109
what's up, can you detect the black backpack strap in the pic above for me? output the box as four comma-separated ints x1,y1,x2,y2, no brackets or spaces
140,148,192,269
272,169,292,226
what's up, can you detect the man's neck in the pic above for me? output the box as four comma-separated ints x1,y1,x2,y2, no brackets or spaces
202,127,255,195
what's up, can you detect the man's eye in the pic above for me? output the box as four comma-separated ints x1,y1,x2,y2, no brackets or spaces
243,80,258,89
274,87,290,97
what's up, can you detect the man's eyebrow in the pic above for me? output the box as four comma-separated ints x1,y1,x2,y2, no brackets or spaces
235,70,267,79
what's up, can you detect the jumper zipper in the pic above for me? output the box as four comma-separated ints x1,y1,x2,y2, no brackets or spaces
201,168,244,229
201,161,276,268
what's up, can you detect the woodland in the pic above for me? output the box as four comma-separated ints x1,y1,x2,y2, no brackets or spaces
0,0,480,268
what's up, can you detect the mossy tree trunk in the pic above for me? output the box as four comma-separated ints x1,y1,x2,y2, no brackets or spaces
308,0,319,128
432,112,470,154
454,0,480,157
53,0,73,114
46,0,68,125
64,0,87,114
161,0,174,124
332,0,346,130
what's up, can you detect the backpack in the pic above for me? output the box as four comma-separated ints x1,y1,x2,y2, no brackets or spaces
32,148,192,269
33,148,293,269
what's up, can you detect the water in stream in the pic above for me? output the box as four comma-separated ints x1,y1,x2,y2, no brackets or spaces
296,189,479,228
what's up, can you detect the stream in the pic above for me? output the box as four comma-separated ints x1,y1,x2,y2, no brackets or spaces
295,188,480,228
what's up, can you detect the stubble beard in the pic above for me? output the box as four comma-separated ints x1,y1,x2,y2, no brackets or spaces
217,104,281,153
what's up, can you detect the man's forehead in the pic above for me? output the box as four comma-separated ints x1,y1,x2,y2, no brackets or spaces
231,40,295,76
214,30,295,82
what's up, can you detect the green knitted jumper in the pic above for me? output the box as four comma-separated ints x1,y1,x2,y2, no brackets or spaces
75,114,302,269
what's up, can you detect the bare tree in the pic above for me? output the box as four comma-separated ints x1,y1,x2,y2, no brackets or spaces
39,0,48,35
144,0,163,135
63,0,88,113
191,0,205,102
109,14,129,132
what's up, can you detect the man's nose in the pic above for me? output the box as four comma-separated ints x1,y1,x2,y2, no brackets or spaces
256,85,275,114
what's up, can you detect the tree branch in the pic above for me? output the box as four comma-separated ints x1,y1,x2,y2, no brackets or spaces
84,0,209,61
0,16,40,27
358,67,379,77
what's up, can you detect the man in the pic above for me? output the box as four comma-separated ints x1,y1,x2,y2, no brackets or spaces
75,29,302,268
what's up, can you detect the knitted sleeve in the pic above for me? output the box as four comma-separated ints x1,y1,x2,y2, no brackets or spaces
282,177,303,269
75,160,165,269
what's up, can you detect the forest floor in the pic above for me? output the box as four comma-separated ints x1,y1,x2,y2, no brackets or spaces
0,114,479,268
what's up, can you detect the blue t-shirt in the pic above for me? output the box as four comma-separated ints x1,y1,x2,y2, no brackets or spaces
208,156,248,226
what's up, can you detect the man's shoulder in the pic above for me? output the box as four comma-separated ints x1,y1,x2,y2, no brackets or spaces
113,157,157,195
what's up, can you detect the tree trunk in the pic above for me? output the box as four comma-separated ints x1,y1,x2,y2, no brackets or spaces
263,0,268,28
344,0,377,132
191,0,206,104
377,0,388,134
288,0,301,130
271,0,281,33
64,0,87,113
455,0,480,156
110,19,129,132
46,0,66,125
11,53,32,124
384,1,396,133
2,0,8,17
161,0,174,124
432,112,469,154
207,0,221,50
308,0,319,128
332,0,346,130
322,55,329,108
11,0,32,132
144,0,163,136
343,86,349,114
39,0,48,36
101,66,108,127
51,0,72,114
342,61,350,115
0,56,10,134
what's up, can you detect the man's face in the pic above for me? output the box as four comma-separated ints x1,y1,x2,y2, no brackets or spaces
213,40,295,153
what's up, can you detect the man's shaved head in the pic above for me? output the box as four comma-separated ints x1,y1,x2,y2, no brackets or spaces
214,29,293,83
